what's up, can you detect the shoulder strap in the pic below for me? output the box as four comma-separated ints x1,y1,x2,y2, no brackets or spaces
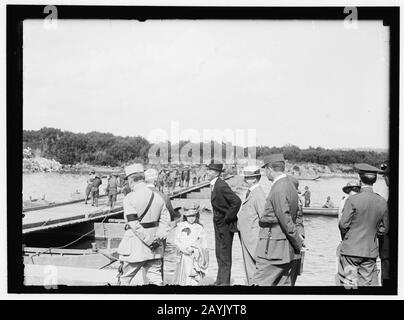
138,191,155,222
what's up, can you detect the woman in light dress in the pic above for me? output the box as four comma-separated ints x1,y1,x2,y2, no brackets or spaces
173,204,209,285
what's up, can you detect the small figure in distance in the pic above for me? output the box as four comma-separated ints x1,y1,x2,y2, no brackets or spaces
322,196,334,208
302,186,311,207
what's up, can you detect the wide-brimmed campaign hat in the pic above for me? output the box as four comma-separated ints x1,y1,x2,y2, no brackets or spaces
342,180,361,194
241,165,261,178
207,160,224,172
261,153,285,168
124,163,144,179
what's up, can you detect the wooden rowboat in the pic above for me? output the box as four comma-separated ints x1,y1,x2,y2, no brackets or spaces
302,206,338,217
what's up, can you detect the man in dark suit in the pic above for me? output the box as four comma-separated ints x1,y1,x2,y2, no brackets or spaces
337,163,388,287
254,154,303,286
207,161,242,285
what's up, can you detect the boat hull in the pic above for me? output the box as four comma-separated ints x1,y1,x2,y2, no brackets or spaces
302,207,338,216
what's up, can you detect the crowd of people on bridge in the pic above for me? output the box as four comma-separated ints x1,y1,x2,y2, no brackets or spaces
113,154,390,287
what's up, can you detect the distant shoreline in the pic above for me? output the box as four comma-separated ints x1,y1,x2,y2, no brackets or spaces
23,157,359,178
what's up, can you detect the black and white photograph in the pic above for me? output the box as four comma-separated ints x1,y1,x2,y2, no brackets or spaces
4,2,400,297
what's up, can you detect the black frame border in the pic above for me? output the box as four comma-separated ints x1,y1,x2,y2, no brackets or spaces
7,5,399,295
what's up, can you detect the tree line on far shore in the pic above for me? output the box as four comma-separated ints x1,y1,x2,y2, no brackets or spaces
23,127,388,168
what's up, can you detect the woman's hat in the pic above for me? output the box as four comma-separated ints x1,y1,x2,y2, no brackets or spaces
182,203,200,216
342,180,361,194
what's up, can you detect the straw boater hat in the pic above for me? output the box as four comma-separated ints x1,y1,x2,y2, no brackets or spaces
124,163,144,180
342,180,361,194
241,165,261,178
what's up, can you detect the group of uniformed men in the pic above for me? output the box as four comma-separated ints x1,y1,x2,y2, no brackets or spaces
116,154,390,287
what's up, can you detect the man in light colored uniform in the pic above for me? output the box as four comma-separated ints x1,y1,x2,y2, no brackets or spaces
118,163,170,285
237,165,266,285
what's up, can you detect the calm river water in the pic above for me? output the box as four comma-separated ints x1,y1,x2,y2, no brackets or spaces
23,172,388,286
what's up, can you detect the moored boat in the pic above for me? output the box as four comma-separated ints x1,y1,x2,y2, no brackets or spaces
296,175,321,181
302,206,338,217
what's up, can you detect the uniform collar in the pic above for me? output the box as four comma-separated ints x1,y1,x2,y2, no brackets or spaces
360,186,374,192
146,183,155,189
273,173,287,184
133,181,147,191
249,183,260,192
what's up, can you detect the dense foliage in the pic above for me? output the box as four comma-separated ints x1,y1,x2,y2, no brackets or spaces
23,127,151,166
256,144,387,167
23,128,387,167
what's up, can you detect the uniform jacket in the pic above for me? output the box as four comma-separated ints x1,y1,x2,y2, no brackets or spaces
118,182,170,263
255,175,303,265
339,186,388,258
237,184,266,258
147,184,176,221
211,177,242,232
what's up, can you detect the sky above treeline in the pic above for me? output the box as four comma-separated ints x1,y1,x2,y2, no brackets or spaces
23,19,390,150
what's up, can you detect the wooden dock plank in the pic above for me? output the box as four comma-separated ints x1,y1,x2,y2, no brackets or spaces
23,194,125,233
22,176,235,234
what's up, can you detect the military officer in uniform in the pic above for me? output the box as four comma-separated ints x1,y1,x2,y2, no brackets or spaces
254,154,303,286
337,163,388,287
208,160,242,286
117,163,170,285
288,175,305,286
379,162,390,286
237,165,266,285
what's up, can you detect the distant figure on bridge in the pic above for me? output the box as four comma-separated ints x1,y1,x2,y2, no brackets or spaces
145,168,178,221
302,186,311,207
84,170,96,204
91,173,102,207
184,167,191,187
322,196,335,208
166,170,175,194
157,170,165,193
106,173,119,211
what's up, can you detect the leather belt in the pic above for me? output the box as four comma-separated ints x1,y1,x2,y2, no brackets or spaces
141,221,159,229
124,221,159,230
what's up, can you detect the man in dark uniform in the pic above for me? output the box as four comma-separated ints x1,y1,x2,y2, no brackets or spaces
337,163,388,287
208,160,242,285
288,175,305,286
379,162,390,286
254,154,303,286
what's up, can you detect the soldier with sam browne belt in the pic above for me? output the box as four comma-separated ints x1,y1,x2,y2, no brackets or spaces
117,163,170,286
337,163,388,287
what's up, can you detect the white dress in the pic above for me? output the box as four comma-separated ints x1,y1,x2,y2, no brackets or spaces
173,221,208,285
